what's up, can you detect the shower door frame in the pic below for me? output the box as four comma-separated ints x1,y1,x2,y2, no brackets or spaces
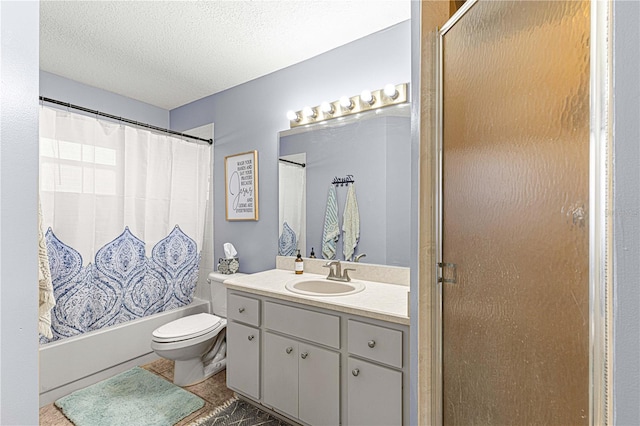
432,0,613,424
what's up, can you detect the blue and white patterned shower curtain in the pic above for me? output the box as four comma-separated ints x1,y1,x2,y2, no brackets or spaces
39,106,211,343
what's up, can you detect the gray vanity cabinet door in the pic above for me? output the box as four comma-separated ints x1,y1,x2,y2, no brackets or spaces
347,357,402,426
298,343,340,426
227,321,260,399
263,332,299,419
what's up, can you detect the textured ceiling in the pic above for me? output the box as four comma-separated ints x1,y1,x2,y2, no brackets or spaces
40,1,410,110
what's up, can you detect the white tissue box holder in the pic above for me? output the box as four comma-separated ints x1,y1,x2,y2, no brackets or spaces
217,257,239,274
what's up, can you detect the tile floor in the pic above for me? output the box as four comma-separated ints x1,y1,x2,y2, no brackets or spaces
39,358,235,426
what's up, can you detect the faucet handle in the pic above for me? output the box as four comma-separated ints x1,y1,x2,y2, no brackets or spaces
323,260,338,277
342,268,356,282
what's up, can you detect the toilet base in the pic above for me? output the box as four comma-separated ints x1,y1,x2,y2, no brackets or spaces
173,357,227,387
174,358,207,387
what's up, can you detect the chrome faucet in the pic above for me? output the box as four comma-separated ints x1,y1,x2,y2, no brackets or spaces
324,260,356,282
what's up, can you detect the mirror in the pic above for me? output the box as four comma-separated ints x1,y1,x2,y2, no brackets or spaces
278,104,411,267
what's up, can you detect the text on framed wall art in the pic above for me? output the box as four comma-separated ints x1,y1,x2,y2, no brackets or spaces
225,150,259,221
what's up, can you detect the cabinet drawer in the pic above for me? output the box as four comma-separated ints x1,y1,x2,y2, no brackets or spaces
348,320,402,368
264,301,340,349
227,293,260,326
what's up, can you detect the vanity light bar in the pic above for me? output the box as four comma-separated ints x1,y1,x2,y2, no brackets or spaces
287,83,408,128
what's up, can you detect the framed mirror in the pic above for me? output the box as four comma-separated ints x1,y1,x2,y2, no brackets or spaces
278,104,411,267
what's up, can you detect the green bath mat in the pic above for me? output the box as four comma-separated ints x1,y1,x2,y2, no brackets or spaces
55,367,204,426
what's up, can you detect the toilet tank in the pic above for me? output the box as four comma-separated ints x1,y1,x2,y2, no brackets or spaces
207,272,246,318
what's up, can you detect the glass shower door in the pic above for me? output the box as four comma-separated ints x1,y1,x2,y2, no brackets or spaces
441,1,590,424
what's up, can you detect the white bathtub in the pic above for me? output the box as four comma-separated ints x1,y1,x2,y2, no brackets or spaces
39,298,209,406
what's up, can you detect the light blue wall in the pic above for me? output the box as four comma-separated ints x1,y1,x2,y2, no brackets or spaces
171,22,412,274
0,1,40,423
613,1,640,424
40,71,169,127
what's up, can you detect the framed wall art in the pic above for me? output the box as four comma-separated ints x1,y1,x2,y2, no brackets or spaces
225,150,259,221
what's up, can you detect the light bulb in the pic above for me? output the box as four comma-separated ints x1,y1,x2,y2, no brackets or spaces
383,84,399,99
320,101,334,114
286,110,300,122
340,96,354,110
361,89,375,105
302,106,317,119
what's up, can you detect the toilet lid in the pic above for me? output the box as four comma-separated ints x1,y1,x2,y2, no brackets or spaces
152,313,223,343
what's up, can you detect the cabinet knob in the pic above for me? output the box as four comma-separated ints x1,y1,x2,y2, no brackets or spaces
368,340,376,348
238,307,245,313
247,335,254,341
352,368,360,377
286,347,293,354
300,352,308,359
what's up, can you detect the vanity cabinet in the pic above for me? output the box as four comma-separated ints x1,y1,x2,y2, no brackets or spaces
263,301,340,425
227,293,261,399
346,320,404,426
264,332,340,425
226,288,409,426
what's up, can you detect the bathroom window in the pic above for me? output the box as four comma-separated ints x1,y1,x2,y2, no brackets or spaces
40,137,118,195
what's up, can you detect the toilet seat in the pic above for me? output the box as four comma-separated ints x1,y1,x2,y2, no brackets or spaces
152,313,223,343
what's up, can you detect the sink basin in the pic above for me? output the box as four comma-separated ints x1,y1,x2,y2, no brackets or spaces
285,279,365,296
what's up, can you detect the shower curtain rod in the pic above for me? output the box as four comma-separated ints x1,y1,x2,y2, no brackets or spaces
279,158,306,167
39,96,213,145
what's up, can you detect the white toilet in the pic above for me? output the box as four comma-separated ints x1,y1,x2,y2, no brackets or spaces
150,272,245,386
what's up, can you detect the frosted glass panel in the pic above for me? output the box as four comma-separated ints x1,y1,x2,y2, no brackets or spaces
442,1,590,424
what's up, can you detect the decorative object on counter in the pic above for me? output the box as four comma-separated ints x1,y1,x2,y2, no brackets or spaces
218,243,239,274
342,183,360,262
225,150,259,221
278,221,297,256
321,184,340,260
309,247,316,258
295,249,304,274
217,258,239,274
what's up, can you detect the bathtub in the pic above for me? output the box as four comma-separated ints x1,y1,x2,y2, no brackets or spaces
39,298,209,406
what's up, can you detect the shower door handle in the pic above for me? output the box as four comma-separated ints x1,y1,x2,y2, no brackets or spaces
438,262,457,284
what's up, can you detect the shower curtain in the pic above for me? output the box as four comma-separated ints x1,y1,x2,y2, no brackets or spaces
278,159,306,256
39,106,211,343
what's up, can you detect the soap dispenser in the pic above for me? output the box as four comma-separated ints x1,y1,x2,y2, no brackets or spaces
295,249,304,274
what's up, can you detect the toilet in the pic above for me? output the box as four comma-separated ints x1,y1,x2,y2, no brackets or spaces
150,272,245,386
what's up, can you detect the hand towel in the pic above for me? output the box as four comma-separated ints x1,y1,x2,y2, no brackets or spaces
342,183,360,261
321,185,340,259
38,200,56,339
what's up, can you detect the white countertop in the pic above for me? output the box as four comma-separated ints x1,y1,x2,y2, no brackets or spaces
223,269,410,325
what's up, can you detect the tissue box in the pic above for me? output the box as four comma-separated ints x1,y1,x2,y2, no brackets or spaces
217,257,239,274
